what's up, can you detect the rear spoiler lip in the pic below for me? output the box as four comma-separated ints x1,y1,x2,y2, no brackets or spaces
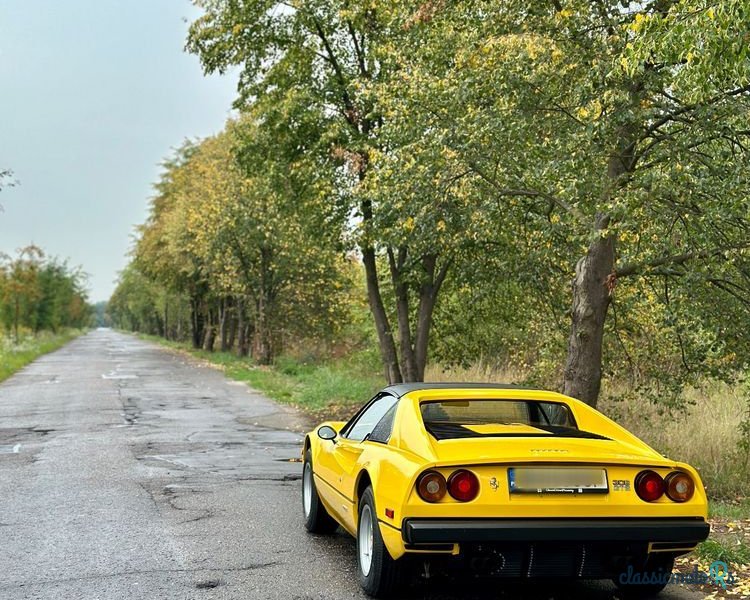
419,458,677,469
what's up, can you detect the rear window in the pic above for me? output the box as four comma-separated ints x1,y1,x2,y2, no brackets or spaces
420,399,607,440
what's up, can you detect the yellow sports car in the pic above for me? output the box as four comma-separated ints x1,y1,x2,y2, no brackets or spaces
301,383,709,598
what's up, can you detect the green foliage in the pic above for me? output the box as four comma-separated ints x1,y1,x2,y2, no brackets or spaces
697,538,750,565
93,302,111,328
108,265,188,338
737,382,750,472
183,0,750,396
233,357,381,412
116,0,750,463
368,0,750,399
710,499,750,520
0,246,92,340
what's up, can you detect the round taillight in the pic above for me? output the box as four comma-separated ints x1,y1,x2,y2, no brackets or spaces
417,471,447,502
665,472,695,502
447,470,480,502
635,470,665,502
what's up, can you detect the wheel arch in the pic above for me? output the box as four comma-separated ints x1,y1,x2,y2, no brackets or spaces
354,466,407,561
303,434,311,457
356,469,373,507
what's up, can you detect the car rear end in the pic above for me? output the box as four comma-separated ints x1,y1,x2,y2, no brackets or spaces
390,390,709,580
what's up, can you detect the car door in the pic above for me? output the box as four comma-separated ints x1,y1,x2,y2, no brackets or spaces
315,393,399,532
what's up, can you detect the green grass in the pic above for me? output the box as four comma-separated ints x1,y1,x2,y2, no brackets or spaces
697,537,750,565
710,499,750,520
138,334,383,416
0,329,84,382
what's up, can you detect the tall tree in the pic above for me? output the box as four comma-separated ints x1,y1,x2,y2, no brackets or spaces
187,0,458,382
1,246,44,342
134,142,211,348
376,0,750,406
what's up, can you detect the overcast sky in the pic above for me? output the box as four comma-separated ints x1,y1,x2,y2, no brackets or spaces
0,1,237,302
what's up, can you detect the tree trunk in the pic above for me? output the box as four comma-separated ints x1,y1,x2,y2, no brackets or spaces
388,247,418,381
14,296,19,344
163,296,169,341
363,246,402,383
414,255,449,381
203,306,216,352
236,297,250,357
562,213,615,407
226,304,237,351
190,296,205,350
562,115,638,407
219,297,231,352
253,296,273,365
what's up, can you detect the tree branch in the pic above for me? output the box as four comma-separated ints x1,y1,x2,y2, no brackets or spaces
642,84,750,140
617,243,750,278
346,19,368,78
467,160,586,223
310,17,357,126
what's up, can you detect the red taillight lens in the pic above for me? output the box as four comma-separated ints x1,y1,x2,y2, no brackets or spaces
635,470,665,502
665,472,695,502
447,469,480,502
417,470,447,502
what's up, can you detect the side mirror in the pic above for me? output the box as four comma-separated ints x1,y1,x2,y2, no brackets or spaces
318,425,338,441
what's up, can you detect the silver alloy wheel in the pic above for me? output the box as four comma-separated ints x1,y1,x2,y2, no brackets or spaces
358,504,374,577
303,462,313,518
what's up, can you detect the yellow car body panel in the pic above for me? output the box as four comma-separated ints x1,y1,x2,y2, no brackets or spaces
304,385,709,562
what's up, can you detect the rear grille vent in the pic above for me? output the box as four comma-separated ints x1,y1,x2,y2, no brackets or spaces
464,542,648,579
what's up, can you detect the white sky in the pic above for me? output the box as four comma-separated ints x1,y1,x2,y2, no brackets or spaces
0,1,238,302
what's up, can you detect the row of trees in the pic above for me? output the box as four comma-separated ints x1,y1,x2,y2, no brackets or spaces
114,0,750,408
109,120,356,363
0,245,92,341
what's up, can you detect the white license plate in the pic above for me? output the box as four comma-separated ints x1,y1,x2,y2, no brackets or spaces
508,467,608,493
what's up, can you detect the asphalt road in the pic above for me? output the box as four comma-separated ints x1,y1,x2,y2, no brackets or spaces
0,330,705,600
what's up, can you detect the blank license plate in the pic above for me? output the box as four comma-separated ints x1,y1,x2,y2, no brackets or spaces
508,467,608,493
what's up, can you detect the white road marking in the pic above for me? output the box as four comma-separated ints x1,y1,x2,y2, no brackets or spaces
102,373,138,379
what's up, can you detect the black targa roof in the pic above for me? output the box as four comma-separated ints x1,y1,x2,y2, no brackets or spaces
383,382,534,398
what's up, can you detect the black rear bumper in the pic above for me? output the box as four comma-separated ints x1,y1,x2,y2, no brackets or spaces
402,518,710,545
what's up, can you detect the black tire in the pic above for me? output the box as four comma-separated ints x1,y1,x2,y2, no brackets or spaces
357,486,402,598
302,450,338,534
614,554,675,599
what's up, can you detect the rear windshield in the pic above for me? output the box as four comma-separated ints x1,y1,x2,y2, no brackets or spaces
420,399,608,440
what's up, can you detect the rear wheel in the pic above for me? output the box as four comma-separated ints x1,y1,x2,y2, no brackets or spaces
357,486,401,597
302,450,338,534
614,554,674,598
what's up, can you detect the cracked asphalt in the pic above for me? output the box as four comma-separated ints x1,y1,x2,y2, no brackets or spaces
0,330,704,600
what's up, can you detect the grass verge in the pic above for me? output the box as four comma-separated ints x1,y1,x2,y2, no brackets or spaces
0,329,85,383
